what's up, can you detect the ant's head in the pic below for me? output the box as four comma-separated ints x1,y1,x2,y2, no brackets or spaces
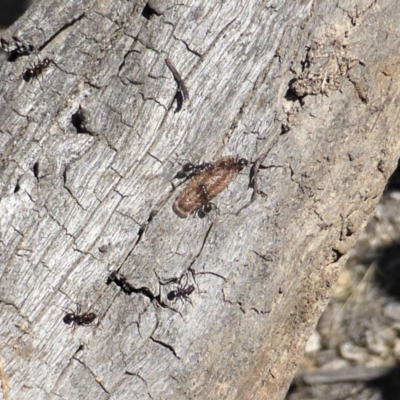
63,313,76,325
237,158,248,170
167,290,179,301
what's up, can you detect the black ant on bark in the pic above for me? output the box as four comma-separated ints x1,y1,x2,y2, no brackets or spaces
23,57,52,82
62,305,97,328
174,161,215,180
196,183,216,218
182,161,214,176
167,283,195,305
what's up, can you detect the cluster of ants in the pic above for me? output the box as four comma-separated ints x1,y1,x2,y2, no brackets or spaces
63,271,195,327
106,270,195,303
172,156,249,218
18,51,266,328
61,155,266,327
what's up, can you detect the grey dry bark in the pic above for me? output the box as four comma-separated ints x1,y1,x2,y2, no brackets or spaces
0,0,399,399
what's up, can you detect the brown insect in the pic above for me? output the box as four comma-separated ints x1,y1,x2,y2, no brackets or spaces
173,156,248,218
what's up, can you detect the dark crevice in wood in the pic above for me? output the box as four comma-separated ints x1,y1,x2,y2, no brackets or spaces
33,161,39,179
4,13,85,62
280,123,290,135
179,37,202,58
14,177,20,193
331,248,344,262
138,91,167,111
113,212,158,286
172,90,184,112
107,271,176,313
0,299,22,314
136,209,159,244
117,50,133,74
62,166,67,184
38,13,86,54
73,345,85,355
72,356,110,394
124,370,149,390
107,271,136,295
142,4,161,20
71,108,91,134
150,337,180,359
107,271,156,300
187,223,213,274
195,270,227,283
62,169,85,210
284,79,304,102
125,285,155,301
300,47,312,72
2,38,33,61
348,75,369,104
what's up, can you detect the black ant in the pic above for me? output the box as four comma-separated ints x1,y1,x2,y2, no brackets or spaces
167,284,195,304
175,161,214,180
63,306,97,327
196,183,216,218
218,158,248,170
183,161,214,175
197,201,216,218
23,57,52,82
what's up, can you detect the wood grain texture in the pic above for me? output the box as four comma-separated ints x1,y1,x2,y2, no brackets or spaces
1,0,400,399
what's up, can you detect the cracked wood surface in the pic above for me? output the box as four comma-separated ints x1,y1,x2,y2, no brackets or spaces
1,0,400,399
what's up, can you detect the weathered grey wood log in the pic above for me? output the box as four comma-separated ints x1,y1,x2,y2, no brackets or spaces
1,0,399,399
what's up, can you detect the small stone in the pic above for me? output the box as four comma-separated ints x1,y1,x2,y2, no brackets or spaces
340,342,368,363
305,330,321,354
384,302,400,321
365,330,390,357
365,356,391,368
333,269,352,300
321,358,349,370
